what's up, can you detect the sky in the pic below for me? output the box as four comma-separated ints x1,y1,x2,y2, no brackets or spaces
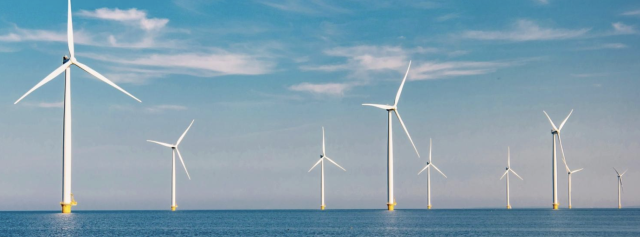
0,0,639,211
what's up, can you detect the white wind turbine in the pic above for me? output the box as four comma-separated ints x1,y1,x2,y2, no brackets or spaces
613,168,628,209
500,147,523,209
543,109,573,210
362,61,421,211
147,120,194,211
13,0,141,213
417,138,446,209
308,127,346,210
558,141,583,209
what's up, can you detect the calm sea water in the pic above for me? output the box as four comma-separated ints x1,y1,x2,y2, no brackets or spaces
0,209,638,236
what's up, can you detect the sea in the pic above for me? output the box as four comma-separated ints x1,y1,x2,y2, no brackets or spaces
0,209,639,236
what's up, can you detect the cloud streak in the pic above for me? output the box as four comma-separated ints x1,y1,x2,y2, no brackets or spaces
462,20,590,41
288,82,353,96
78,8,169,31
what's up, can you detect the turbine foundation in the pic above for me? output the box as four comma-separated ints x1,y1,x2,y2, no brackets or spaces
171,205,177,211
618,205,621,209
320,205,325,210
61,203,72,213
507,205,511,210
568,205,572,209
427,205,431,210
387,203,395,211
553,203,559,210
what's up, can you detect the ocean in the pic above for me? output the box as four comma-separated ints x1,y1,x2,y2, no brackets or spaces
1,209,638,236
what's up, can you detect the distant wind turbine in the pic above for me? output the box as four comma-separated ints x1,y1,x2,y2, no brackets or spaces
308,127,346,210
500,147,523,209
613,168,628,209
558,140,583,209
417,138,447,209
147,120,194,211
362,61,420,211
543,109,573,210
13,0,141,213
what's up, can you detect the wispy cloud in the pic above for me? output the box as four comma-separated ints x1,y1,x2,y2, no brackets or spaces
410,61,517,80
578,43,627,51
533,0,549,5
21,102,64,108
288,82,353,96
612,22,637,35
436,13,460,22
462,19,590,41
78,8,168,31
145,105,188,113
621,9,640,17
258,0,350,15
0,26,93,45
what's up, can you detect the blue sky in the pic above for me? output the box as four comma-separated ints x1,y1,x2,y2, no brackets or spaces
0,0,639,210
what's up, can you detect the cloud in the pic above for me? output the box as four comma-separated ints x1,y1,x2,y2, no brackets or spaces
612,22,636,34
0,26,93,45
410,61,516,80
462,19,590,41
534,0,549,5
621,10,640,17
436,13,460,22
578,43,627,51
82,50,276,80
21,102,64,108
145,105,188,113
288,82,353,96
258,0,350,15
78,8,169,31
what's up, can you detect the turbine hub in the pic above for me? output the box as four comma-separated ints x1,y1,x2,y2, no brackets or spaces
506,167,509,170
63,55,70,63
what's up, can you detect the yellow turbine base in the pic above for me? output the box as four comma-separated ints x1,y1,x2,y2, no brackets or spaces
60,203,72,213
387,203,395,211
618,205,622,209
171,205,178,211
427,205,432,210
569,205,572,209
507,205,512,209
321,206,325,210
553,203,559,210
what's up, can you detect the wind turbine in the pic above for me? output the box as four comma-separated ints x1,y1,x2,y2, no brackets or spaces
308,127,346,210
613,168,627,209
147,120,194,211
13,0,141,213
362,61,420,211
543,109,573,210
500,147,523,209
558,141,583,209
417,138,446,209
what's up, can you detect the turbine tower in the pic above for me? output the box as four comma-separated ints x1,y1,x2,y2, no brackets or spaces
14,0,141,213
147,120,195,211
308,127,346,210
613,168,627,209
542,109,573,210
362,61,420,211
558,140,582,209
417,138,447,209
500,147,523,209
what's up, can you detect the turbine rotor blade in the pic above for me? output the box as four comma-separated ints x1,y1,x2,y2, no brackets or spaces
175,148,191,180
417,164,430,175
510,169,524,180
621,169,628,176
557,134,571,173
572,168,584,173
431,164,447,178
14,61,72,104
324,157,346,171
322,127,326,156
67,0,74,58
73,61,142,102
362,104,394,110
613,167,620,176
500,170,509,180
308,158,322,172
147,140,174,148
558,109,573,131
507,146,511,168
429,138,432,162
176,120,195,146
543,111,559,131
394,110,420,158
394,60,412,107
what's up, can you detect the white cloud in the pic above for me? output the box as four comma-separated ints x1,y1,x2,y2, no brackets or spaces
621,10,640,17
462,19,590,41
578,43,627,51
21,102,64,108
258,0,350,15
436,13,460,22
0,26,93,45
612,22,636,34
82,50,276,80
78,8,169,31
145,105,188,113
288,82,352,96
534,0,549,5
410,61,515,80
